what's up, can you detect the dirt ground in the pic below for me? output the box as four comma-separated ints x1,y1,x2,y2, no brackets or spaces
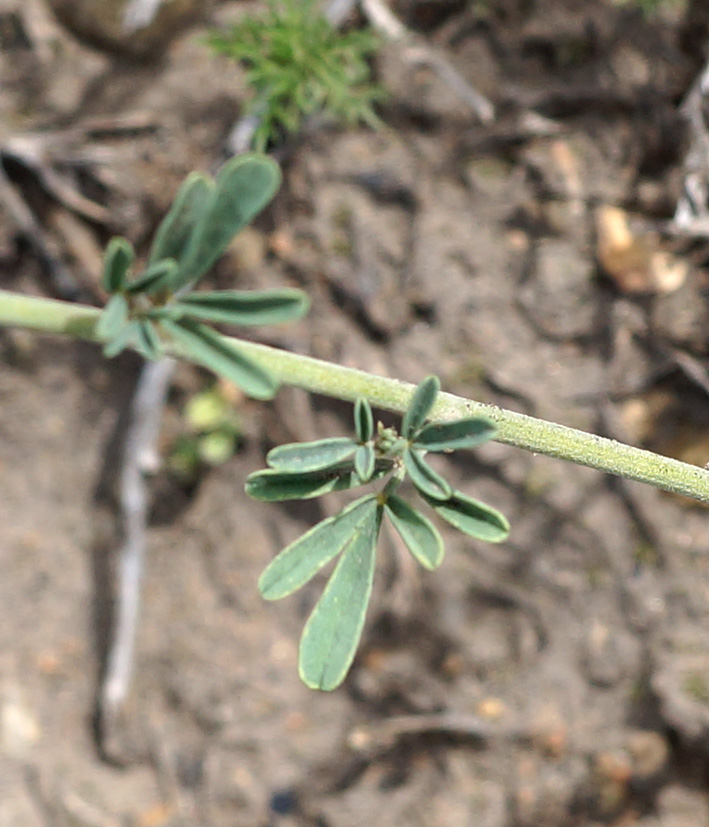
3,0,709,824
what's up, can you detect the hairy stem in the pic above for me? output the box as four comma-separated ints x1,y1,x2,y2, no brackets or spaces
2,290,709,503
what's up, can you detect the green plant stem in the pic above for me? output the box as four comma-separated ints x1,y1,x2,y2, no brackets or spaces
2,290,709,503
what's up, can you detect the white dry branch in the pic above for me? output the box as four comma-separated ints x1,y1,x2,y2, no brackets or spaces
672,59,709,236
100,357,176,734
122,0,165,33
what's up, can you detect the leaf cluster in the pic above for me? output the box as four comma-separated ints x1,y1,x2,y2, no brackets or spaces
95,154,309,399
207,0,385,151
247,376,509,690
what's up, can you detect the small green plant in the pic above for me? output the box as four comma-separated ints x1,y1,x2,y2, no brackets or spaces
207,0,384,151
95,154,309,399
247,377,508,690
170,383,243,478
2,153,709,695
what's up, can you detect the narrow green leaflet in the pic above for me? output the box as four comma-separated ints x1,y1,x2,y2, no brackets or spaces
96,294,128,341
414,417,496,452
385,494,444,570
174,155,282,288
245,463,390,501
171,288,309,326
259,495,377,599
422,490,510,543
160,318,277,399
354,444,375,482
126,258,178,295
246,467,351,501
299,500,382,690
404,447,452,501
267,437,358,473
135,319,162,360
354,397,373,443
102,237,134,293
402,375,440,438
148,172,214,266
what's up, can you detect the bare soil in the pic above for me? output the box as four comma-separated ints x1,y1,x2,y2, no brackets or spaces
3,1,709,825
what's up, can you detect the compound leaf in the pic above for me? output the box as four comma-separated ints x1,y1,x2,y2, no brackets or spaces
299,500,382,690
160,317,277,399
96,294,129,342
354,397,373,443
259,495,377,600
414,417,496,452
385,494,444,570
172,287,309,326
267,437,358,473
148,172,214,267
422,490,509,543
174,154,281,288
102,237,134,293
404,447,452,501
402,375,440,438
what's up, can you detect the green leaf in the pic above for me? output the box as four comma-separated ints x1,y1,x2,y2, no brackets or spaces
102,319,142,358
160,318,277,400
134,319,162,360
246,467,351,501
354,444,375,482
414,417,496,452
259,495,377,599
267,437,358,473
148,172,214,266
402,376,440,438
126,259,178,295
102,237,134,293
245,463,391,501
385,494,444,570
171,288,309,326
174,155,281,288
404,447,452,501
298,500,382,690
422,490,509,543
96,294,129,342
354,397,373,443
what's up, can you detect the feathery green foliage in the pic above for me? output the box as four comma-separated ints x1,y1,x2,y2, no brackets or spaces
207,0,384,151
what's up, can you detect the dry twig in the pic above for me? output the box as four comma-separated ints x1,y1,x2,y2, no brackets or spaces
672,61,709,236
100,357,176,744
360,0,495,123
347,711,525,757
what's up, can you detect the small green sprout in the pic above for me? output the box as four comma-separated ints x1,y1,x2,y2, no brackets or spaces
169,384,243,478
207,0,385,151
95,154,309,399
246,376,509,691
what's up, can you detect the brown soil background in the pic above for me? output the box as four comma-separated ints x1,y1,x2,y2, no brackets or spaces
3,1,709,824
